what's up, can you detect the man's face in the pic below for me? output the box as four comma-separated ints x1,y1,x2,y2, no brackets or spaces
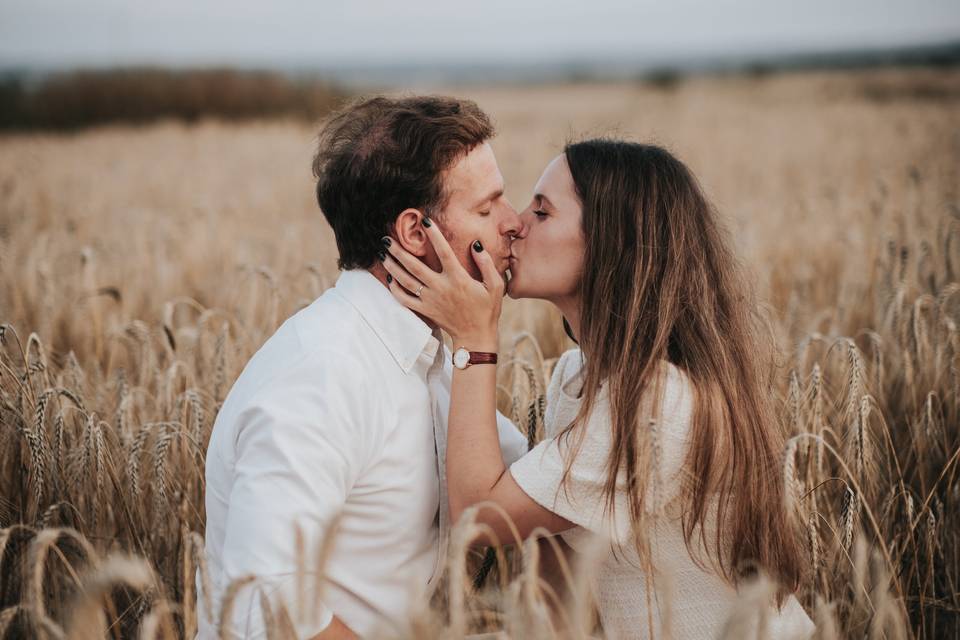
430,142,521,283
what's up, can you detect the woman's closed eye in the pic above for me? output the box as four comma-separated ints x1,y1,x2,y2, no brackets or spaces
533,209,548,219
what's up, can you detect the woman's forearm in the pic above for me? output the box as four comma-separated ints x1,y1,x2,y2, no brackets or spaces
446,333,505,523
445,334,578,545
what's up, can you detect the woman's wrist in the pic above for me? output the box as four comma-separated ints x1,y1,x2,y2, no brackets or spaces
451,330,499,354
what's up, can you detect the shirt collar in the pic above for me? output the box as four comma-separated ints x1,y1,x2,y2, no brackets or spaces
333,269,442,374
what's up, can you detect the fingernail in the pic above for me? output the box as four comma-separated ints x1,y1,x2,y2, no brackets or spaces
386,274,393,284
381,236,392,247
377,251,386,262
422,217,433,228
472,240,483,252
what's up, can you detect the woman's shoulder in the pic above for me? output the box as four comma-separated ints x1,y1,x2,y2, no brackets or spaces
544,347,581,387
547,350,692,405
587,359,694,447
541,349,585,435
554,348,584,379
548,348,585,397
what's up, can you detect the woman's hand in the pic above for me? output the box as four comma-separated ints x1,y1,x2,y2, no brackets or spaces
380,218,504,349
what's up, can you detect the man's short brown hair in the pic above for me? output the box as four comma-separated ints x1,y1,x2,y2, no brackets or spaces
312,95,494,270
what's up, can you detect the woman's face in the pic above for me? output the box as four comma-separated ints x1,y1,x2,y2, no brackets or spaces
507,154,586,302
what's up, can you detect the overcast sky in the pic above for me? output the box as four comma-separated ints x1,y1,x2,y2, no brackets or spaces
1,0,958,68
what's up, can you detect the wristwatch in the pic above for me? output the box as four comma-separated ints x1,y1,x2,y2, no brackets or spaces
452,347,498,369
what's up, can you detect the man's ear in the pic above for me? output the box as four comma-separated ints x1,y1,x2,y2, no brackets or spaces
391,208,429,257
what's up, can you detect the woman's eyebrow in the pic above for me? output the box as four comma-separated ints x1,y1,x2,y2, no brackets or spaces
534,193,555,209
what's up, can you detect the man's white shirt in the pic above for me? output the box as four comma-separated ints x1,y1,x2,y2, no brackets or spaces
197,269,528,638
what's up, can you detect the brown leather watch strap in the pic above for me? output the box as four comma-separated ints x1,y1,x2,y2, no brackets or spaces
468,351,498,365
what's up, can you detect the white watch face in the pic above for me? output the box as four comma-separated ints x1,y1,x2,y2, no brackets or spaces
453,348,471,369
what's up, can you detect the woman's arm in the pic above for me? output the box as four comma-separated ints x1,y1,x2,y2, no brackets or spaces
447,329,574,544
381,222,574,545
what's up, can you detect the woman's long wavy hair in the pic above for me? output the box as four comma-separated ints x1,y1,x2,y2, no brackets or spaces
560,139,802,601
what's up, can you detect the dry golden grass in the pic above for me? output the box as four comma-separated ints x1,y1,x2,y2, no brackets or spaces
0,67,958,638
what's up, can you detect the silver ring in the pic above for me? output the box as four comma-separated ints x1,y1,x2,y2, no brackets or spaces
415,284,424,297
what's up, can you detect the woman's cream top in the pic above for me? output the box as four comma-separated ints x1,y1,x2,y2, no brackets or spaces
509,349,814,639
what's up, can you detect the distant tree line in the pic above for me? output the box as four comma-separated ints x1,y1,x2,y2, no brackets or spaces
0,68,346,131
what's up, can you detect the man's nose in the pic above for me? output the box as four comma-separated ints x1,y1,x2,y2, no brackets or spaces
511,209,531,239
500,200,523,237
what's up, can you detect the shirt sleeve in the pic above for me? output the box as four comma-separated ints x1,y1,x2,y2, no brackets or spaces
508,407,611,532
218,357,371,638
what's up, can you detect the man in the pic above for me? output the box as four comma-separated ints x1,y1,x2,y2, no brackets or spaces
197,96,528,639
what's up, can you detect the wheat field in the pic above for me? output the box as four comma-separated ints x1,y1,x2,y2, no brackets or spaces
0,67,958,638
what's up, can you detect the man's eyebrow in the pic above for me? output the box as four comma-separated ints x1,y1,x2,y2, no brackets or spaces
473,187,504,209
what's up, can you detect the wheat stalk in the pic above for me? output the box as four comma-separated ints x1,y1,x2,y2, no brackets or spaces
218,575,258,640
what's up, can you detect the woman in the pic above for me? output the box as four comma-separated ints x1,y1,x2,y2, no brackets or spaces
381,139,814,638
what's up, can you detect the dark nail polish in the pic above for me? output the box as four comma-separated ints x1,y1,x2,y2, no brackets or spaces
377,251,386,262
381,236,392,247
422,217,432,228
386,274,393,284
472,240,483,252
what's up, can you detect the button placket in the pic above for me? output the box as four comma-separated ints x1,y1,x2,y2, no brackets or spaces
425,335,448,589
